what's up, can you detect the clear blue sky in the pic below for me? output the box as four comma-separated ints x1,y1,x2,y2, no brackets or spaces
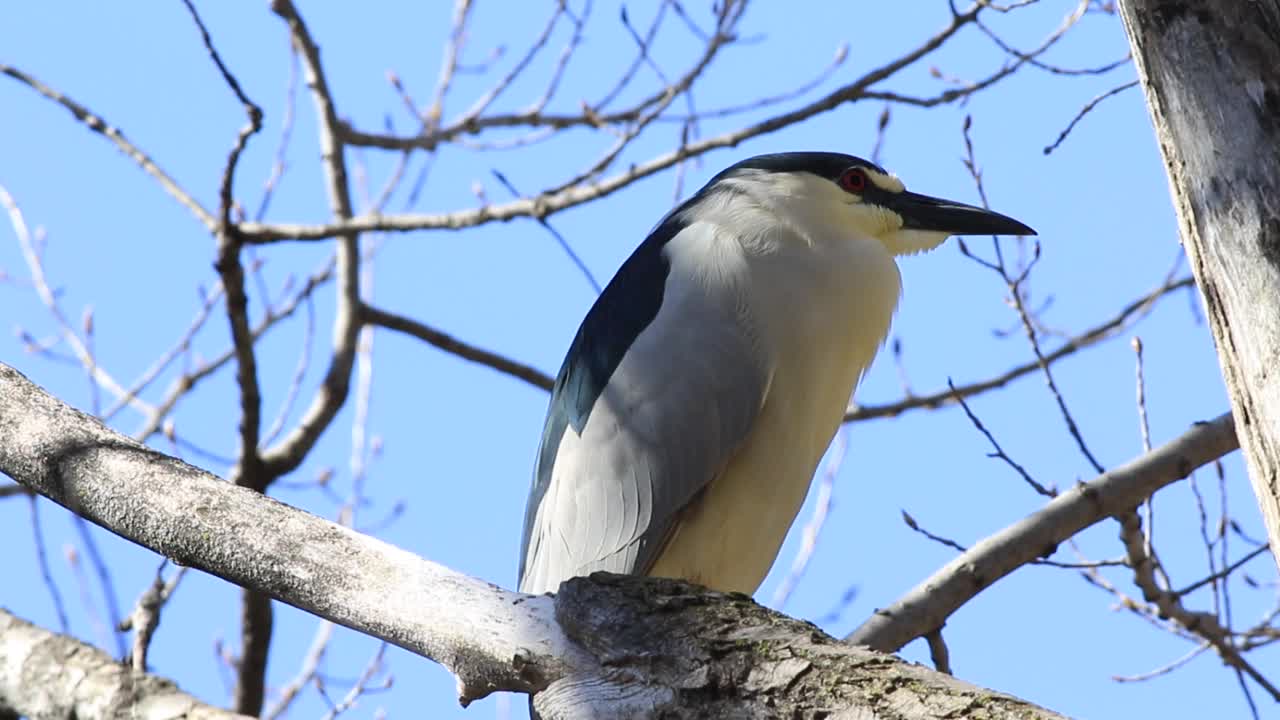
2,2,1274,719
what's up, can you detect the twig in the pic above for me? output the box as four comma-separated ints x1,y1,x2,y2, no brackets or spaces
262,289,317,446
1174,545,1272,598
29,496,69,634
957,114,1104,474
240,2,1003,243
1115,510,1279,700
71,517,125,658
319,643,390,720
491,169,601,293
120,561,187,671
976,14,1130,77
1112,642,1209,683
263,621,335,720
1043,80,1139,155
449,2,564,129
2,184,159,419
901,510,969,553
102,282,226,422
0,64,217,232
950,379,1054,497
132,257,335,441
844,276,1194,422
1132,336,1164,583
253,42,300,222
361,304,553,391
527,0,592,114
424,0,476,133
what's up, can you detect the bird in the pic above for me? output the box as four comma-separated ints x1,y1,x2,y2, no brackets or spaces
518,151,1034,597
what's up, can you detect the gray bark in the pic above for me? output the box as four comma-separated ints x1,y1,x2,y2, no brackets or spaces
0,362,1069,718
0,608,251,720
1117,1,1280,567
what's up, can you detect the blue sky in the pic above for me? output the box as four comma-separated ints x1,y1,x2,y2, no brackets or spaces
2,2,1275,719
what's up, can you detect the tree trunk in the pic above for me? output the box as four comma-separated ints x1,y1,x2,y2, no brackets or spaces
1117,1,1280,567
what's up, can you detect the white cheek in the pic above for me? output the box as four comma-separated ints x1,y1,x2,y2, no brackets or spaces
881,229,952,257
840,203,900,239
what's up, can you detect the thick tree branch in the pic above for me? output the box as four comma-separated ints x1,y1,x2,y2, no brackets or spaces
0,608,250,720
0,363,1070,719
848,412,1239,652
0,363,579,703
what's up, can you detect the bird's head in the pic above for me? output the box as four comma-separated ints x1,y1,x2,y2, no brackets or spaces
707,152,1035,256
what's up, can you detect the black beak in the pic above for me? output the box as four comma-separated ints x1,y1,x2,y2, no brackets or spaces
890,190,1036,236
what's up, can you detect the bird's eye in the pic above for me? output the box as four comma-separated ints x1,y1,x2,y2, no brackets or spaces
838,167,868,194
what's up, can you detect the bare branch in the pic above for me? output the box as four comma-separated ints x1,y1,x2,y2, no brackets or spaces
263,620,334,720
29,496,70,635
0,608,252,720
1043,80,1139,155
179,2,271,711
2,184,159,419
362,304,553,391
0,362,1070,719
237,2,996,244
1115,509,1279,699
950,379,1054,497
845,276,1194,422
424,0,477,132
261,0,362,481
119,562,187,672
0,64,217,232
848,413,1239,653
132,257,335,442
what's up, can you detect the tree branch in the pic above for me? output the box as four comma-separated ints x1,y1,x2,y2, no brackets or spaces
844,275,1193,423
0,64,217,233
0,362,577,703
848,412,1239,652
234,2,1000,244
361,303,554,391
260,0,362,481
0,608,251,720
0,362,1071,719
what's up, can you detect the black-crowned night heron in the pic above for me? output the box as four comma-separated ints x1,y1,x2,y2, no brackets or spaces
518,151,1034,596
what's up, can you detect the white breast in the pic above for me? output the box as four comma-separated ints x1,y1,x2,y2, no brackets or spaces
648,221,902,594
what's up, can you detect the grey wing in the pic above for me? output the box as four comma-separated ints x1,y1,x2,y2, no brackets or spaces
518,224,771,594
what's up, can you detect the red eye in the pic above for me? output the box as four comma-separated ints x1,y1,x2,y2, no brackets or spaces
838,167,867,193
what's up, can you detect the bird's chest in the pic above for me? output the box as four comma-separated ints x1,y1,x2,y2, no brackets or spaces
650,237,901,594
749,237,901,450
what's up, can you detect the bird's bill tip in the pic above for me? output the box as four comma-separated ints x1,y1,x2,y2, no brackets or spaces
894,191,1036,237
